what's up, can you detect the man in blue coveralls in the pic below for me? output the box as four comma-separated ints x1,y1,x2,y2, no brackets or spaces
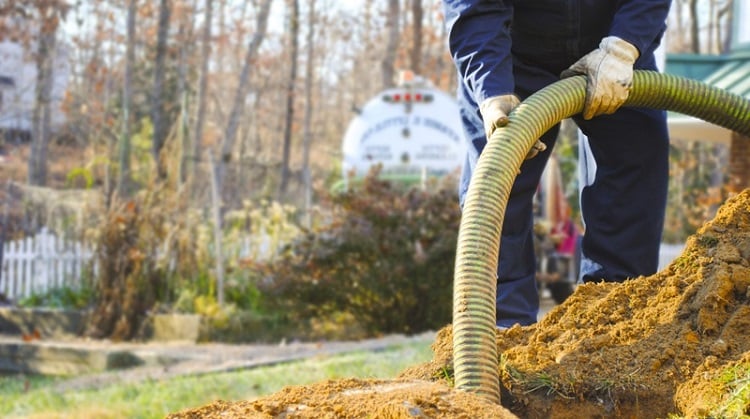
442,0,673,328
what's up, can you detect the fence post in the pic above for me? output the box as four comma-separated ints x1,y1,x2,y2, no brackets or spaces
38,227,51,295
25,235,34,298
0,180,9,298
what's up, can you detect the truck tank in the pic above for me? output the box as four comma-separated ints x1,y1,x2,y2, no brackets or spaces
340,71,467,188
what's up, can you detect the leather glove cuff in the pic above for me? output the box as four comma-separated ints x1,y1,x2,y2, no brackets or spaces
600,36,639,65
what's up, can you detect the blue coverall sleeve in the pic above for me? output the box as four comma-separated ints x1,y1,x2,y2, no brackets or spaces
610,0,672,54
443,0,514,105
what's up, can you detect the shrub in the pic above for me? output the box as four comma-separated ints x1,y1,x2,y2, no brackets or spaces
84,196,170,340
251,172,461,337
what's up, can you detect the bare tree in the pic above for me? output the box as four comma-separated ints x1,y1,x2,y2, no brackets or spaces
218,0,273,188
279,0,300,196
382,0,400,89
27,0,69,186
151,0,171,180
175,2,197,187
410,0,423,74
689,0,700,52
718,0,733,53
188,0,213,185
671,0,687,51
301,0,316,224
28,24,55,186
116,0,137,197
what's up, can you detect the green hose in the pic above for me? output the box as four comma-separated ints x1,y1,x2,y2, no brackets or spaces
453,70,750,402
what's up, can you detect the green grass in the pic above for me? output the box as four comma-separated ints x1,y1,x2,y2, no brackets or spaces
0,341,433,419
708,362,750,419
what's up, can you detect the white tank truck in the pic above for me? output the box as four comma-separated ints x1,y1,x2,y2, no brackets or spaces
339,71,467,189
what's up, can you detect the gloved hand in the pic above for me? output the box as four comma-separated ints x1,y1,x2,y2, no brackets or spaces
480,94,546,159
561,36,639,120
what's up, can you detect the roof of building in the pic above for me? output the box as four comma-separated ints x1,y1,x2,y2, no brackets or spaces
702,54,750,99
664,48,750,144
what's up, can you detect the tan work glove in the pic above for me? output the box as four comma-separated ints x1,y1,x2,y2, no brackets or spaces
480,94,546,159
561,36,639,120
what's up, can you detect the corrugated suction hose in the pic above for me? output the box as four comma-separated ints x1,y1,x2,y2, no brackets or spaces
453,70,750,402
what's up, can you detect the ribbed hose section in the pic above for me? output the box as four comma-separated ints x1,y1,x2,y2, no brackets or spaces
453,70,750,403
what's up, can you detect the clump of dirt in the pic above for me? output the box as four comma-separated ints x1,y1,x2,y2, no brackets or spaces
169,189,750,419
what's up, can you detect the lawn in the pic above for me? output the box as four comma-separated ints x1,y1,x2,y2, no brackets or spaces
0,340,433,419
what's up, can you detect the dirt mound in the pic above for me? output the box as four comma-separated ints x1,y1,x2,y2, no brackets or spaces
169,378,517,418
169,190,750,418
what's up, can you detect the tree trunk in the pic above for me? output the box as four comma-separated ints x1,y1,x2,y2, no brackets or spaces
719,0,733,54
208,150,225,306
117,0,137,197
28,25,56,186
151,0,171,180
218,0,273,190
410,0,423,75
301,0,316,226
189,0,213,186
381,0,400,89
176,15,193,187
689,0,700,52
279,0,300,196
708,0,716,53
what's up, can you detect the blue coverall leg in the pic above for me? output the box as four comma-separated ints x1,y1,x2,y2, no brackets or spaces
452,2,670,328
575,105,669,283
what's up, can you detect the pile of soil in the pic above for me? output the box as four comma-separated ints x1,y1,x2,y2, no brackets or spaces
169,190,750,418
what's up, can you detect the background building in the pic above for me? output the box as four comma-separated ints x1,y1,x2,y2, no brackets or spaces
0,39,69,141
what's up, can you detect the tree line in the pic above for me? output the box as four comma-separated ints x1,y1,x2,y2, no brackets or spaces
0,0,744,239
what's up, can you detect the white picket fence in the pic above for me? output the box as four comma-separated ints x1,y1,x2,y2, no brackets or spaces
0,227,284,302
0,226,686,302
1,228,94,300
